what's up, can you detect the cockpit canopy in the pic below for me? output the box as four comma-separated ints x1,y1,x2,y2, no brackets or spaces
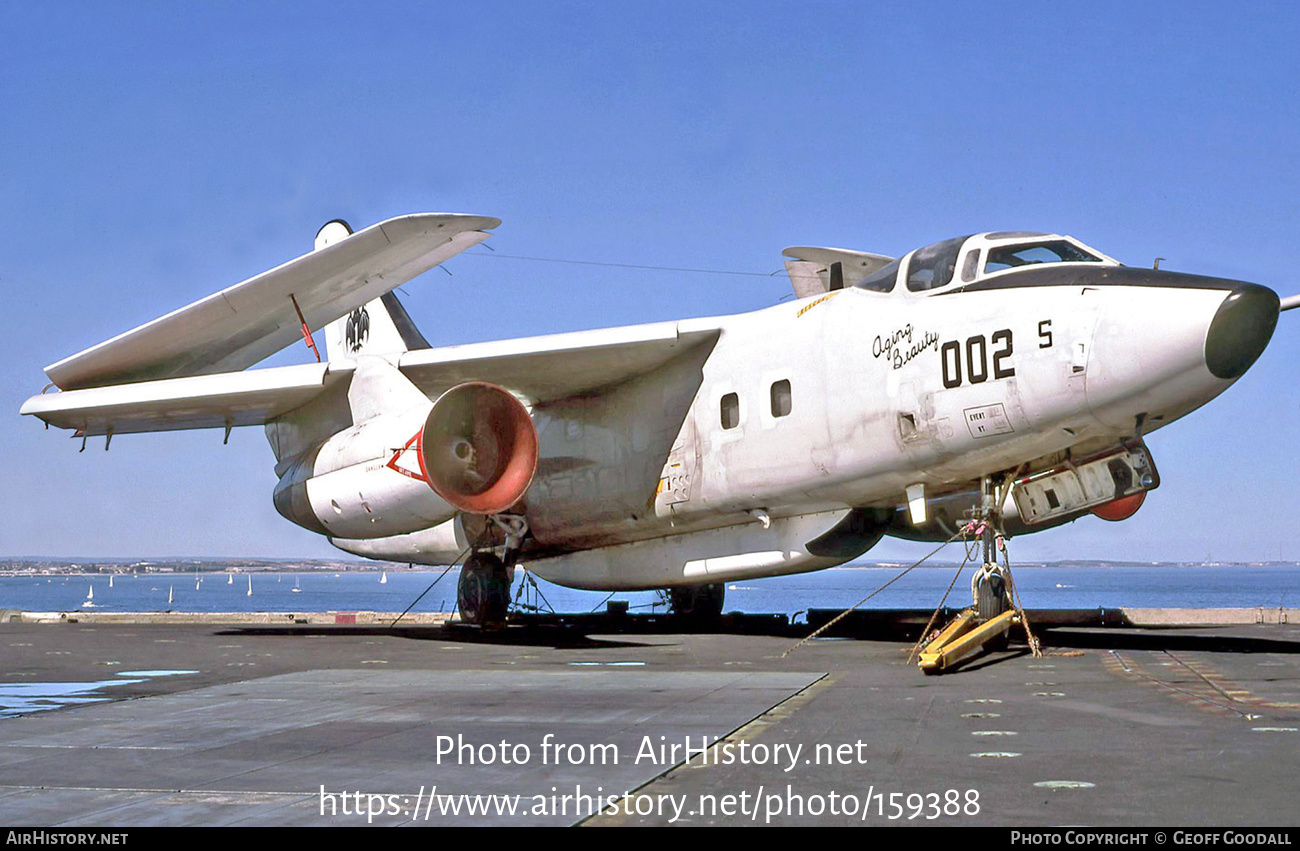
852,232,1118,295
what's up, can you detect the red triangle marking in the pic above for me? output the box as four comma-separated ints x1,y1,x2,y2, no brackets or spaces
386,430,428,482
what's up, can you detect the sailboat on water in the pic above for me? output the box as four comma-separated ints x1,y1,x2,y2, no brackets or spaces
292,576,302,594
167,586,174,606
81,585,96,608
380,571,387,585
227,573,233,585
246,575,253,597
108,575,114,588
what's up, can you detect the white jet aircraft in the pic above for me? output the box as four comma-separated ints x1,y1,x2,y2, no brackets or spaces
21,215,1298,626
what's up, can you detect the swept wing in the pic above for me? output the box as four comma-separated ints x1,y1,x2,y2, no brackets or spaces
44,213,498,391
22,322,721,437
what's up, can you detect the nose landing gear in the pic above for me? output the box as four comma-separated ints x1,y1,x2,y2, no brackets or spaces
917,476,1042,674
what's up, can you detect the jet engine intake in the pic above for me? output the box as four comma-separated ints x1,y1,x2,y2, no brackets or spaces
421,382,539,515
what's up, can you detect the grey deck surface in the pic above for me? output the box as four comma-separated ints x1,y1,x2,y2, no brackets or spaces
2,620,1298,826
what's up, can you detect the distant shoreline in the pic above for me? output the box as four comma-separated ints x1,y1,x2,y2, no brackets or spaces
3,558,1297,576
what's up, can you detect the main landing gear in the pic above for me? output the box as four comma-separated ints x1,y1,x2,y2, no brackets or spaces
456,515,529,628
457,551,512,628
669,583,726,622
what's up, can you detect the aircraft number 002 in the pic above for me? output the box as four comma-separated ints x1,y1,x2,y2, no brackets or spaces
940,330,1014,389
939,322,1053,389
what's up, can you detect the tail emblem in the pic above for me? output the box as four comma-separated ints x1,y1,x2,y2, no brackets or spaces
345,306,370,352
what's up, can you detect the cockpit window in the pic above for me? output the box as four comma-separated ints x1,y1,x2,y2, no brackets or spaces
855,257,901,292
984,240,1101,273
906,236,969,292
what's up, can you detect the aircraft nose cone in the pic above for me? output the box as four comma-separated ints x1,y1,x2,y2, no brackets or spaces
1204,283,1279,379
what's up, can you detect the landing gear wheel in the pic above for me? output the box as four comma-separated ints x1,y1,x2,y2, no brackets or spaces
976,571,1011,651
669,583,725,623
457,552,511,628
976,572,1008,620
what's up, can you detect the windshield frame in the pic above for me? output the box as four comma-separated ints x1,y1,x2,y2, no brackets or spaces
903,235,971,293
982,238,1105,275
847,232,1120,299
853,257,902,293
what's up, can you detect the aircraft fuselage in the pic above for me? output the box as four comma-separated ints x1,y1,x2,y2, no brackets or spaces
333,258,1278,590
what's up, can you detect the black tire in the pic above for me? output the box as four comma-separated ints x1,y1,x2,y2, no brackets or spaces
976,572,1009,621
669,583,725,621
458,552,511,627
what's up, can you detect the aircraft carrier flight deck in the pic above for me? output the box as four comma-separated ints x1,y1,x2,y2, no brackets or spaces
1,611,1297,827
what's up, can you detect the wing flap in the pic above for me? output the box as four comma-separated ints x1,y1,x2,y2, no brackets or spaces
21,362,338,436
44,213,499,391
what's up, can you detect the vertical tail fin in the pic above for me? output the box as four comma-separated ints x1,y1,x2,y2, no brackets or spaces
315,220,431,360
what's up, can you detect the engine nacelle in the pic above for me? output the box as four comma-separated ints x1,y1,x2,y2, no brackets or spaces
273,381,538,539
421,382,539,515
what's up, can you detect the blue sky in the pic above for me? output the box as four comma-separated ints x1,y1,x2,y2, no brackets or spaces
1,2,1297,562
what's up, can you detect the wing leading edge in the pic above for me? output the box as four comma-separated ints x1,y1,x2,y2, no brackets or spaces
43,213,499,391
22,321,722,438
21,362,338,436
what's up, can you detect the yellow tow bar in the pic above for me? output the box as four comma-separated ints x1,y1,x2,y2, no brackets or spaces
917,608,1019,674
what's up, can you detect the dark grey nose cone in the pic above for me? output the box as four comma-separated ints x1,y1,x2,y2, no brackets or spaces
1205,284,1280,379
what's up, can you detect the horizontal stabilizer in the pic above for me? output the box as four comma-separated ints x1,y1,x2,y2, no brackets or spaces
44,213,499,391
782,246,895,297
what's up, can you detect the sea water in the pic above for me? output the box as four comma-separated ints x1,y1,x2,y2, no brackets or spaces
3,564,1297,619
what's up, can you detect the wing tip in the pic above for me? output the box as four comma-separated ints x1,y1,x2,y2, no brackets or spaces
379,212,501,233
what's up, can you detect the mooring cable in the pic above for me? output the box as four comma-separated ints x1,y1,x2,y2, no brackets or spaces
781,529,966,658
389,548,469,627
907,547,977,664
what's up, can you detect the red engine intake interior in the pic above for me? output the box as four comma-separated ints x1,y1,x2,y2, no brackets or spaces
420,382,539,515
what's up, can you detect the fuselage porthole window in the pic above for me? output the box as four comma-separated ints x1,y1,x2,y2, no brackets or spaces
771,380,792,418
721,393,740,430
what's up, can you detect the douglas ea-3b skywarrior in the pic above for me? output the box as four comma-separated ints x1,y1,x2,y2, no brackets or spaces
21,214,1299,651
